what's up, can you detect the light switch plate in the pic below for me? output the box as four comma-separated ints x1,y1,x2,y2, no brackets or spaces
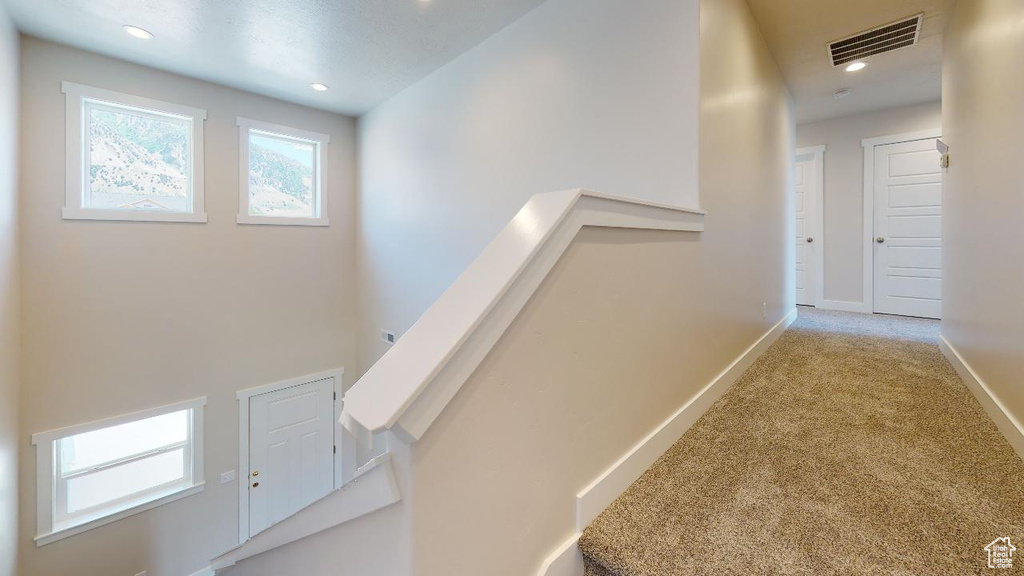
220,470,236,484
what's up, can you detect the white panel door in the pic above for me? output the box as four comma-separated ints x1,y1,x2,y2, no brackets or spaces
249,377,335,537
873,138,942,319
794,155,819,306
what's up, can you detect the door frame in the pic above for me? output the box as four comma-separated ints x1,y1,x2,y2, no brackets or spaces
795,145,826,308
235,367,349,544
860,128,941,314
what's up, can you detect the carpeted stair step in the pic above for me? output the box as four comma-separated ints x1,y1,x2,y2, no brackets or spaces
576,309,1024,576
581,556,615,576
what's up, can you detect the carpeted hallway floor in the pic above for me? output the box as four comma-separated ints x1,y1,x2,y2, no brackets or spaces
579,308,1024,575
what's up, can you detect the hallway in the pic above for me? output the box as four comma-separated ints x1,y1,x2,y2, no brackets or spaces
580,308,1024,575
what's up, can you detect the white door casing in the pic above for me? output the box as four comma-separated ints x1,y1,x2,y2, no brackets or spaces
871,137,942,319
795,146,824,307
247,376,336,537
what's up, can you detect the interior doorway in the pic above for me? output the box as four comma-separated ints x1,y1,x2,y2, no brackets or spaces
795,146,825,307
236,368,351,542
862,130,943,319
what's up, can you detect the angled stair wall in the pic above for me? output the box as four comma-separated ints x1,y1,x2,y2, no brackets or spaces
333,189,794,576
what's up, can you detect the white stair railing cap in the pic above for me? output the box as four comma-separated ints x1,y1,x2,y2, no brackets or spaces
341,189,705,442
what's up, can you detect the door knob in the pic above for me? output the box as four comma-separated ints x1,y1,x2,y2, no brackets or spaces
876,237,885,244
251,470,259,477
806,237,814,243
251,482,260,488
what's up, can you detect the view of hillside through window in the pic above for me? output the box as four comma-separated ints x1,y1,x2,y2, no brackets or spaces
86,102,192,212
248,130,317,218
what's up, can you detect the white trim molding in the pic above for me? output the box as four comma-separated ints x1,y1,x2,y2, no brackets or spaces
796,145,827,154
61,81,208,223
235,367,348,545
236,117,330,227
861,128,941,314
32,397,207,546
819,299,870,314
341,189,705,444
235,367,344,401
537,533,584,576
940,336,1024,460
37,485,205,548
860,128,942,149
537,309,798,576
796,145,826,308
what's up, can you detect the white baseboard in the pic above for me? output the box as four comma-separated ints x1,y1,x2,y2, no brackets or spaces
188,569,214,576
537,533,584,576
939,335,1024,460
574,308,798,529
536,308,798,576
819,299,869,313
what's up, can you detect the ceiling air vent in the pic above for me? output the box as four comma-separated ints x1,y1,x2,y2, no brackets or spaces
828,14,923,67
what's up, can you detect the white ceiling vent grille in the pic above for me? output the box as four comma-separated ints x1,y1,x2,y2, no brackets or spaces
828,14,923,67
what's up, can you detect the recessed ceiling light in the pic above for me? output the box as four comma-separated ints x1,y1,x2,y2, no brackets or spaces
122,25,153,40
833,88,853,99
310,83,329,92
845,62,867,72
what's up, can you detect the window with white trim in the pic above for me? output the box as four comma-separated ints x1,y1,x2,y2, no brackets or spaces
62,81,207,223
237,117,330,226
32,398,206,546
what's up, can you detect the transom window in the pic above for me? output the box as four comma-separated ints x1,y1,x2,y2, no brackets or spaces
32,398,206,546
62,82,207,223
237,118,330,226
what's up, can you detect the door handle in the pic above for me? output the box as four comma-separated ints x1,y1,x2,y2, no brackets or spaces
252,482,260,488
876,237,885,244
806,237,814,243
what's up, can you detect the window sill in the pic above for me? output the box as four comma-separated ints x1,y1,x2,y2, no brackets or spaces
62,208,208,224
236,214,330,227
35,482,205,547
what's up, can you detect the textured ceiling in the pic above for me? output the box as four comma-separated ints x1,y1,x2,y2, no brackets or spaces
1,0,548,116
746,0,955,123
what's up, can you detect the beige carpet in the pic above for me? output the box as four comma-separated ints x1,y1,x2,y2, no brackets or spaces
579,308,1024,575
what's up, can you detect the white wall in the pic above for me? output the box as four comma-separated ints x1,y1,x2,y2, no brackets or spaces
410,1,794,573
228,0,792,573
0,5,20,576
356,0,701,374
941,1,1024,439
17,37,358,576
700,0,795,322
796,101,942,304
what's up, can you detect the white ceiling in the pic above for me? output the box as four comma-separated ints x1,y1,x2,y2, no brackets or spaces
1,0,547,116
746,0,955,124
